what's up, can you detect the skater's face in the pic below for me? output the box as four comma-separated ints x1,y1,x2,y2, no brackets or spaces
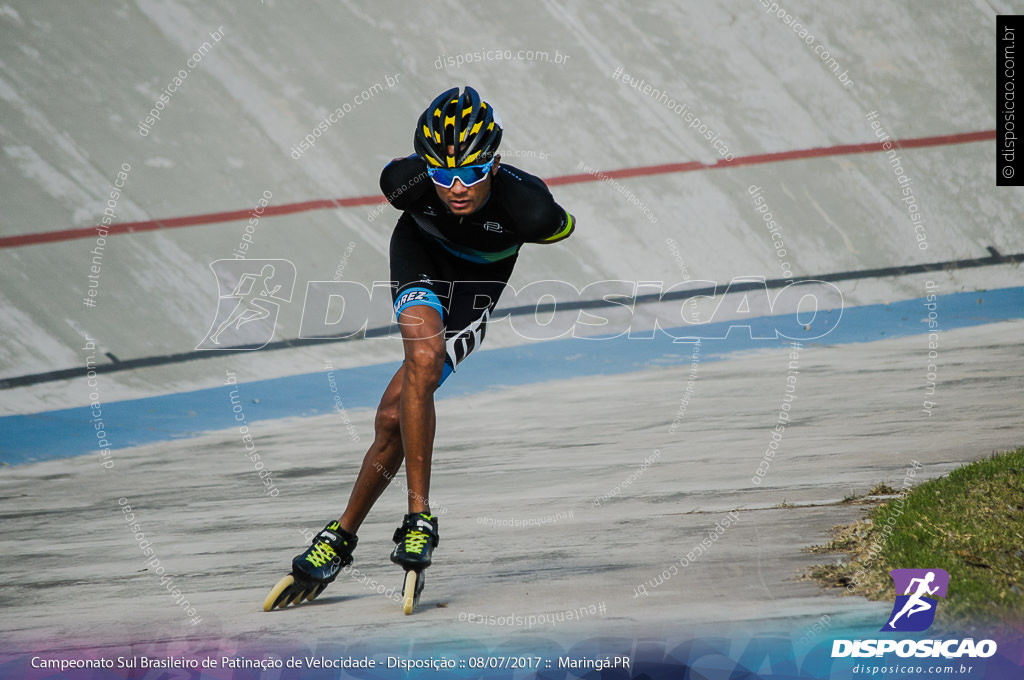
432,146,500,216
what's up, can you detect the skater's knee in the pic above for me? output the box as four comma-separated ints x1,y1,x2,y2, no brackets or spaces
404,340,445,384
375,403,401,433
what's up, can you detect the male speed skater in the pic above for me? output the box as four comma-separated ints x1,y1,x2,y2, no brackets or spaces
264,86,575,613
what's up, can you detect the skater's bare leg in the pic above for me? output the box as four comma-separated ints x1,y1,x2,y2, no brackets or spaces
397,306,445,515
335,305,443,529
337,367,407,533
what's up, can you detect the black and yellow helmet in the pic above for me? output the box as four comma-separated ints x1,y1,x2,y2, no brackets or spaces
414,86,503,169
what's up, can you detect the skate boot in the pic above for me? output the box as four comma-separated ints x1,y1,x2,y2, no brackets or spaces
390,512,438,614
262,521,357,611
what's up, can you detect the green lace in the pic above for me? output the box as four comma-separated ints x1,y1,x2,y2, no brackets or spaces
305,541,336,567
404,530,429,554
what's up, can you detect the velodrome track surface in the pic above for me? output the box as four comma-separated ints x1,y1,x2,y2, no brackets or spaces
2,0,1024,676
1,316,1023,659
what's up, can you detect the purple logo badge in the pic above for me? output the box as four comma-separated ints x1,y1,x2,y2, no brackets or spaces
881,568,949,632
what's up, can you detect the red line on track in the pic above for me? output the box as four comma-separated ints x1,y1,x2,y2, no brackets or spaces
0,129,995,250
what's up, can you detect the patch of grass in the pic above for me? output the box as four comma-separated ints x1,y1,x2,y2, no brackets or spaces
806,448,1024,629
840,482,900,505
867,482,899,496
806,521,872,555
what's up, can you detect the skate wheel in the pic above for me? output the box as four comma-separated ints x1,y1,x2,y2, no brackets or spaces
402,570,418,615
402,570,425,615
306,583,327,602
284,584,310,607
263,574,296,612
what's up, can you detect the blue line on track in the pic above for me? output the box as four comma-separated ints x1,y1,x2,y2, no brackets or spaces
2,286,1021,466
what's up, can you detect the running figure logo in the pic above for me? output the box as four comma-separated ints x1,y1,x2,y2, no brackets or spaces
881,568,950,632
196,259,296,350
